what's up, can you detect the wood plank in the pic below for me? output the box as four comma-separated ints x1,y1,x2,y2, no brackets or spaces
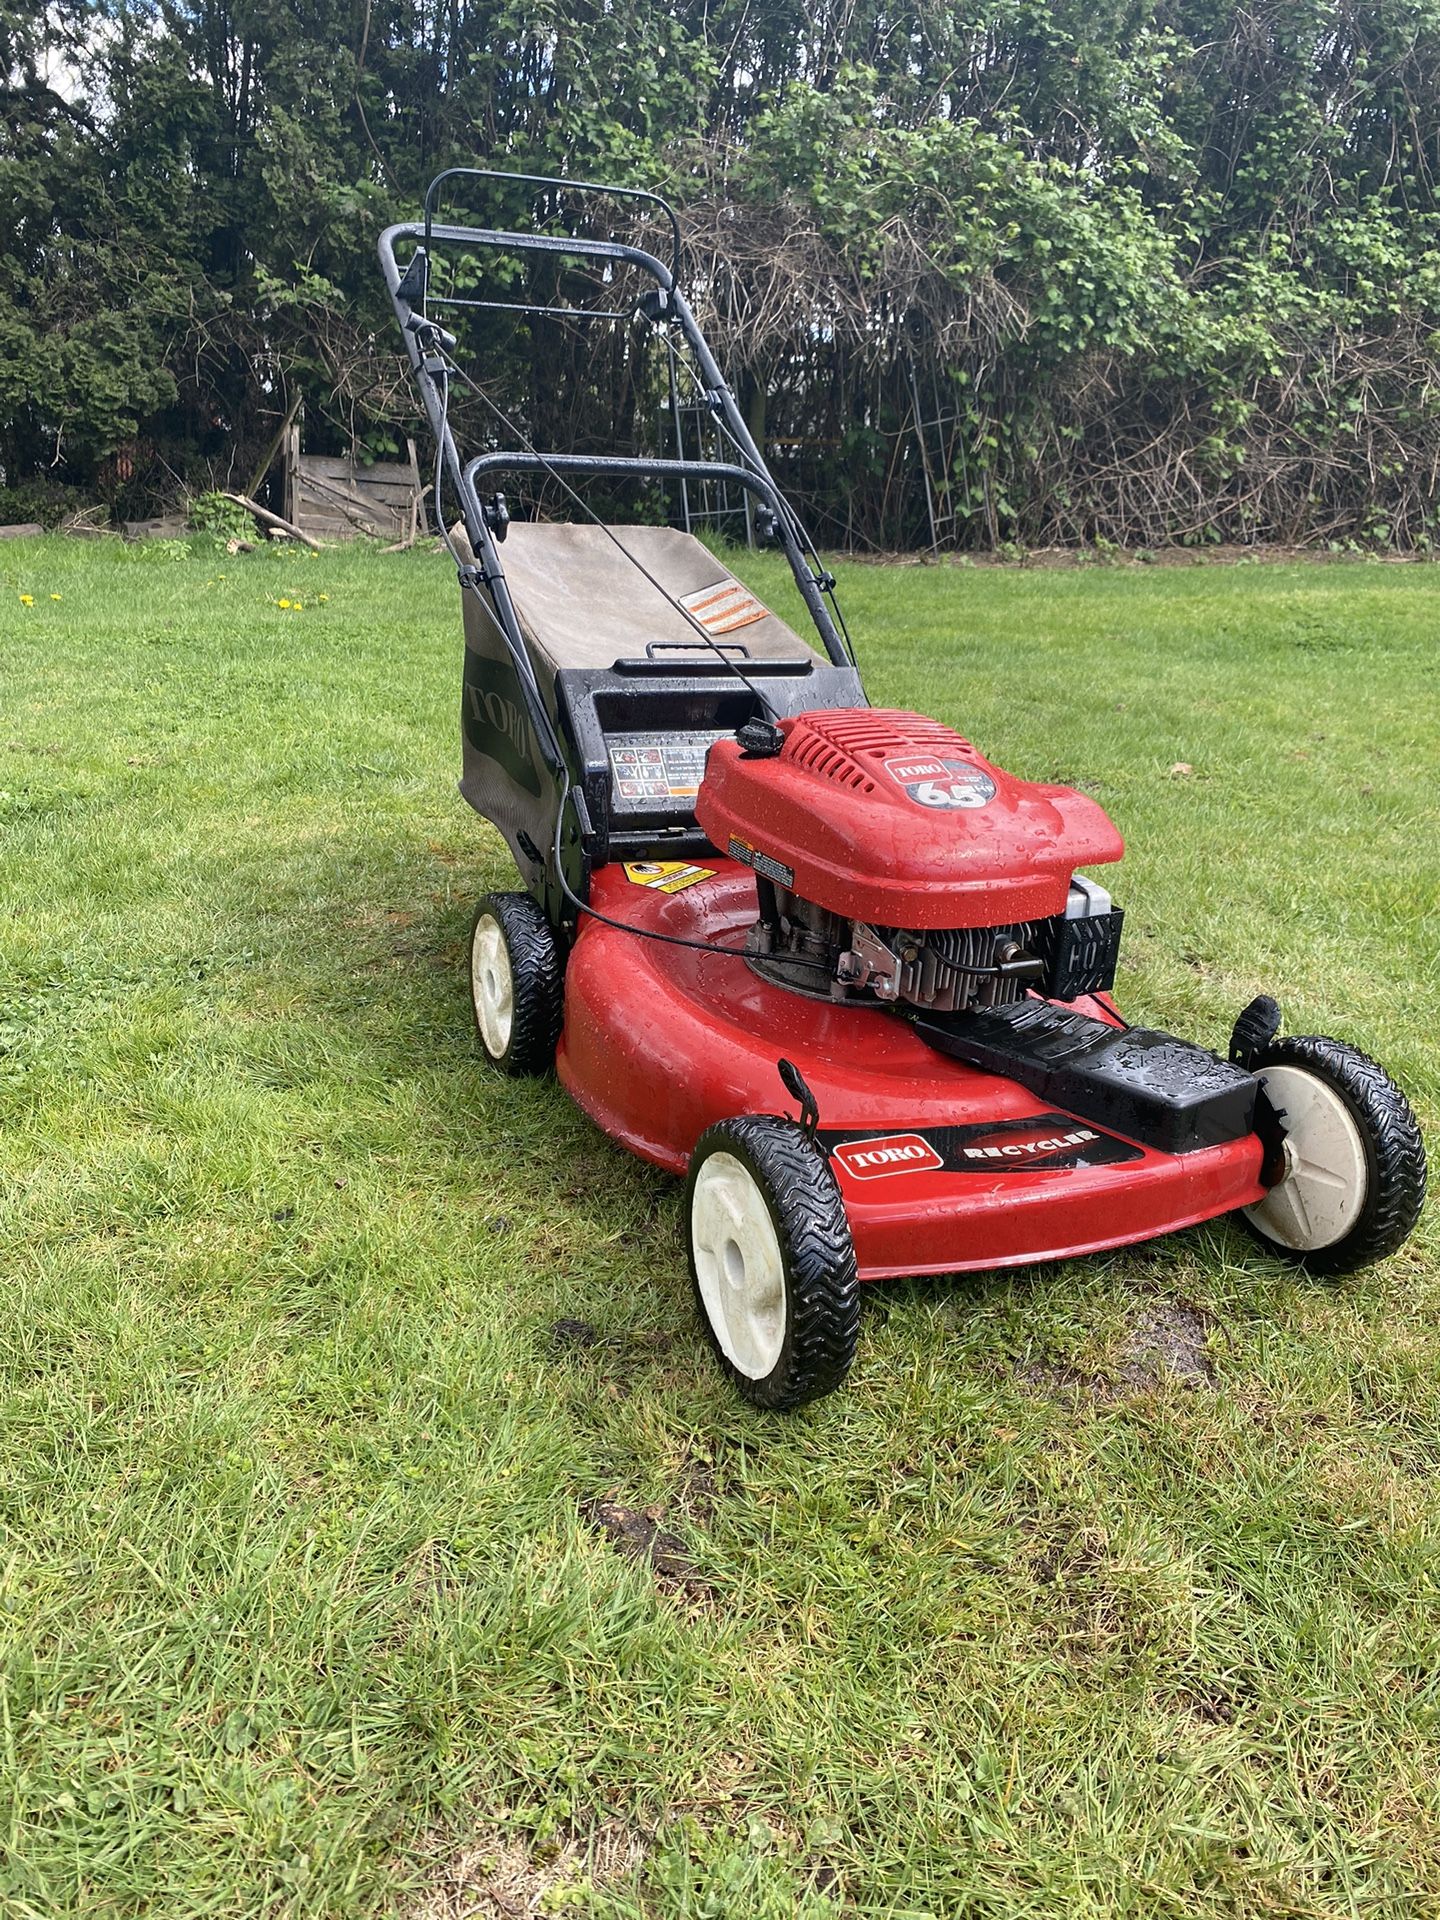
296,474,396,535
300,455,417,486
288,442,420,542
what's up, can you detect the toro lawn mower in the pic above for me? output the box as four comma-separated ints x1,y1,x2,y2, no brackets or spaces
381,171,1426,1409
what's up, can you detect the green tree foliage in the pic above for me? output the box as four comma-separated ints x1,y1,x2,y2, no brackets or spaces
4,0,1440,545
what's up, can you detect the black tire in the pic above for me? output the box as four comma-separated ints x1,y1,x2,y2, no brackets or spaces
1241,1035,1425,1275
467,891,564,1076
685,1116,860,1411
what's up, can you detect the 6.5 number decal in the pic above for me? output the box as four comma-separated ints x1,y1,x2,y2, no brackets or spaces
884,754,997,810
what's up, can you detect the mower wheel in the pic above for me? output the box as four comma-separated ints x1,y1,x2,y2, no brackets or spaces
1242,1035,1425,1274
468,892,564,1076
686,1117,859,1411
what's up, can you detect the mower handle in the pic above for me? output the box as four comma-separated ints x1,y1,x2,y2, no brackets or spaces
422,168,683,283
458,453,849,667
381,221,675,298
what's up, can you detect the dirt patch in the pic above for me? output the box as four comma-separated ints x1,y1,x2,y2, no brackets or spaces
1177,1686,1239,1728
1015,1297,1219,1401
408,1819,645,1919
1015,1359,1102,1399
550,1317,598,1349
1030,1528,1107,1589
582,1497,711,1600
1115,1298,1217,1391
674,1452,724,1523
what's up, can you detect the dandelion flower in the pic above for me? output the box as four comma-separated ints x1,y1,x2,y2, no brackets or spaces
18,594,33,606
317,593,330,603
277,598,292,609
292,601,304,611
49,593,61,602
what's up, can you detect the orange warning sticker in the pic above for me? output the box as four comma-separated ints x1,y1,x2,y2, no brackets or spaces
679,577,769,634
622,861,716,894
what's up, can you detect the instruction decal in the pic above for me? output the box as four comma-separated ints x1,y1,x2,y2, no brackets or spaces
623,861,715,894
680,578,770,635
884,754,996,810
607,732,719,807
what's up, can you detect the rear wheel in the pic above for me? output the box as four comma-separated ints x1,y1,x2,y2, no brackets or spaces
1242,1035,1425,1274
686,1117,859,1410
468,892,564,1076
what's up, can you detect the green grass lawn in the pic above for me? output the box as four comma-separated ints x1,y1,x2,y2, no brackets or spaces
2,532,1438,1918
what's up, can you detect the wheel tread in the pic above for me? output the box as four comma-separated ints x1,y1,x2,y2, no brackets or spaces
687,1116,859,1411
472,891,564,1076
1248,1034,1425,1274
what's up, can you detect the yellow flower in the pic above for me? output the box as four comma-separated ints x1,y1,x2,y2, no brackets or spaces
277,598,292,609
18,594,33,606
49,593,61,601
291,600,304,611
317,593,329,603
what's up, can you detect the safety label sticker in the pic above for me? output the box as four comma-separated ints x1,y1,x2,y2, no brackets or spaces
607,732,718,807
726,835,796,889
884,754,996,810
679,578,770,634
824,1113,1144,1180
622,861,715,894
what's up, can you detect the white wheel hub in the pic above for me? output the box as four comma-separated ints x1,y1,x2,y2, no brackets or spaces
1244,1063,1369,1251
470,913,514,1059
690,1152,788,1380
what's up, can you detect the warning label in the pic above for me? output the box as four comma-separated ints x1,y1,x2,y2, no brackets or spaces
679,578,769,635
726,835,796,889
622,861,715,894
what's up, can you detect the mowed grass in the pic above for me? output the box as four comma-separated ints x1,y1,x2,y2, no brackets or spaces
1,531,1438,1918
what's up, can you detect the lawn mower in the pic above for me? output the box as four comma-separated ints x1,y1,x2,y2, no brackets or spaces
381,170,1426,1409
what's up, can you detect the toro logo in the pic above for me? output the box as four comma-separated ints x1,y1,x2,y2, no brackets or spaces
832,1133,944,1180
883,754,997,811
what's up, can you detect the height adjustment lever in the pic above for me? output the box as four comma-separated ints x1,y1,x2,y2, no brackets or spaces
778,1058,822,1141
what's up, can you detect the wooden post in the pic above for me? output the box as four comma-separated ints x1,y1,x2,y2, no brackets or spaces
244,393,303,503
284,420,302,530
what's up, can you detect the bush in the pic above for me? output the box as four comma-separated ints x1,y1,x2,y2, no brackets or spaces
186,492,256,543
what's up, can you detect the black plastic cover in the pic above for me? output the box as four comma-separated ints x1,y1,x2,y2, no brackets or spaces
1045,908,1124,999
914,998,1257,1156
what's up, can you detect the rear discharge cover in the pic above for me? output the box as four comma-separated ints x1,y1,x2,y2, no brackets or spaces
698,709,1124,928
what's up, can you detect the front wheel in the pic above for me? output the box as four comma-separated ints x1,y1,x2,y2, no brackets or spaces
686,1117,860,1411
1242,1035,1425,1275
468,891,564,1076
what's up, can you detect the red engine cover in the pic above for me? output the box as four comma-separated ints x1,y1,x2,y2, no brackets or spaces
696,708,1124,929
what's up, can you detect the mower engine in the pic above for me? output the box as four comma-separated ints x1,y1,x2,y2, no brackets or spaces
697,710,1128,1013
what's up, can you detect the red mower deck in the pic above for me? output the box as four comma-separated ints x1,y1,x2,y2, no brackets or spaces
558,864,1268,1278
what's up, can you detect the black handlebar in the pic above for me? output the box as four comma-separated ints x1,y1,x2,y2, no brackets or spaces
422,167,683,283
